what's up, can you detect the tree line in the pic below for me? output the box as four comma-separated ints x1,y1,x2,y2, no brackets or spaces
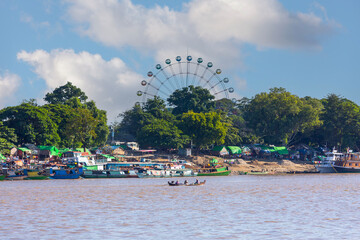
0,82,109,154
1,83,359,155
114,86,360,151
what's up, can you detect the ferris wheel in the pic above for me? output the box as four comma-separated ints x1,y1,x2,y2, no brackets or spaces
137,56,234,104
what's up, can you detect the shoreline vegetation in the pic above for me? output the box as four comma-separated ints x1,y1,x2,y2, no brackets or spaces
2,82,359,174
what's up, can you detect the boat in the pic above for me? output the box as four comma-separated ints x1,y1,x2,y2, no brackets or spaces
0,175,5,181
137,169,171,178
25,169,48,180
137,168,198,178
5,169,28,180
315,150,343,173
185,180,206,186
82,169,138,178
333,152,360,173
168,180,206,186
46,166,83,179
197,167,231,176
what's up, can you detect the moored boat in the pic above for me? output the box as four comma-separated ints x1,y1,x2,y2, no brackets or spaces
137,168,198,178
197,167,231,176
315,150,343,173
46,166,83,179
82,169,138,178
5,169,28,180
333,152,360,173
0,175,5,181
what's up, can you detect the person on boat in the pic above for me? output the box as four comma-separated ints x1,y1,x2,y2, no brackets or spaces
175,180,179,185
184,180,188,185
195,179,199,184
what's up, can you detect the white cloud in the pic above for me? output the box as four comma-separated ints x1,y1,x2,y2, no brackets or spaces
0,71,21,108
64,0,338,66
17,49,142,122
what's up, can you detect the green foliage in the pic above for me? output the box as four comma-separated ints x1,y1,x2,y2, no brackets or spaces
137,119,188,150
44,81,88,104
0,103,60,146
64,108,98,149
320,94,360,149
167,85,215,115
179,111,227,148
243,88,321,145
0,121,17,154
115,104,154,141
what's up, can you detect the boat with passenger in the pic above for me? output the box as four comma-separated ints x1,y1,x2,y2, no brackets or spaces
168,179,206,186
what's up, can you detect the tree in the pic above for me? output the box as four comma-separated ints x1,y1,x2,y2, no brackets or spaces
179,111,227,148
0,103,60,146
143,96,174,121
64,108,98,150
115,97,174,142
115,104,154,141
137,119,188,150
44,82,88,104
167,85,215,115
0,121,17,154
85,100,109,147
243,88,321,145
320,94,360,150
43,104,79,147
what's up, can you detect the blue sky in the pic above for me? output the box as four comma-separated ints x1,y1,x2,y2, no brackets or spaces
0,0,359,122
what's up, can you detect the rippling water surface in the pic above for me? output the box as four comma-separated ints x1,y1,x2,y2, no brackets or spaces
1,174,360,239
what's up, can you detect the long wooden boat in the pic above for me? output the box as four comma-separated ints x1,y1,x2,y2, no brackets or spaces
168,180,206,186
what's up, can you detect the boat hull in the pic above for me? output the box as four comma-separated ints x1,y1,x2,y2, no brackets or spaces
333,166,360,173
0,175,5,181
197,170,231,176
5,175,27,180
315,166,336,173
82,170,138,178
48,168,83,179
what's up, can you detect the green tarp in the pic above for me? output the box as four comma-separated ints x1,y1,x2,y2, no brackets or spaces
0,153,6,160
18,147,32,152
227,146,242,154
212,146,228,152
73,148,92,155
101,154,116,159
38,146,59,156
274,146,289,155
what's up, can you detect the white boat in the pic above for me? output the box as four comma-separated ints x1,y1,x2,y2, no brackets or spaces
316,150,344,173
137,168,198,178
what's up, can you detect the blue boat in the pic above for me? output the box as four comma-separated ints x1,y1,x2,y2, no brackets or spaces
47,167,83,179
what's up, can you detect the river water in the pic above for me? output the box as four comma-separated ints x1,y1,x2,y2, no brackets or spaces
1,174,360,240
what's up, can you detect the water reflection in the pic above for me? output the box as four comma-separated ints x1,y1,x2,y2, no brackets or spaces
1,175,359,239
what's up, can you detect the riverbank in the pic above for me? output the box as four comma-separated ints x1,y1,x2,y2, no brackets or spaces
188,155,318,175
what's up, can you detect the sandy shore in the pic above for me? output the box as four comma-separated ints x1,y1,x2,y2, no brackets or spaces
189,155,318,175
